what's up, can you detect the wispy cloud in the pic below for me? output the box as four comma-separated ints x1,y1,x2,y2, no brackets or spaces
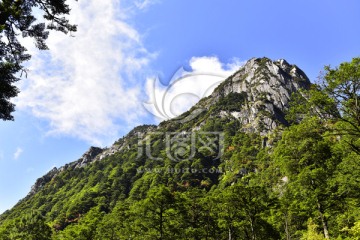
134,0,160,10
144,56,244,121
13,148,23,160
17,1,155,146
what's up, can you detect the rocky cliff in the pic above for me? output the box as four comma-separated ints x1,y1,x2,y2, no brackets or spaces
189,57,311,134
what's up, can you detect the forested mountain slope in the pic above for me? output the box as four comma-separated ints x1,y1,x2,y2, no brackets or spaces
1,57,359,240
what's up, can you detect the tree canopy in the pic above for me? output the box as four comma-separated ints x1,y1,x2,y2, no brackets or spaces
0,0,76,120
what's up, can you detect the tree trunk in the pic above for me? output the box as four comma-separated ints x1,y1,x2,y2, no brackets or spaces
284,213,291,240
160,207,163,240
317,202,330,239
250,217,256,240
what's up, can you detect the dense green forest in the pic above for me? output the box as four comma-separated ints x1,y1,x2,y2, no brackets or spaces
0,58,359,239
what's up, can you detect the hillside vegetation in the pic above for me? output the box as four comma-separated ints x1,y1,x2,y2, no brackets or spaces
0,57,359,239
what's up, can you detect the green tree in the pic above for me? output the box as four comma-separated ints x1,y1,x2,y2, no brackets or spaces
311,58,360,154
2,211,52,240
342,221,360,240
94,202,131,240
129,185,176,239
216,180,279,240
53,207,104,240
0,0,76,120
273,117,340,239
301,218,326,240
327,141,360,237
175,188,218,240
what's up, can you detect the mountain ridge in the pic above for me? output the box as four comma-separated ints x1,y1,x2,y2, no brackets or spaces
21,57,311,200
1,57,359,240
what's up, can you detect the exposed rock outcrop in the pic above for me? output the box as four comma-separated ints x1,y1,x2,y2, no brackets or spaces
202,57,311,134
28,167,59,196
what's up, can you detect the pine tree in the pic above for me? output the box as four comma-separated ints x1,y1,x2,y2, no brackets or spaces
0,0,76,120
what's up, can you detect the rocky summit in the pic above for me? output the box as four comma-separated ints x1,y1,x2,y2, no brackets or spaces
197,57,311,134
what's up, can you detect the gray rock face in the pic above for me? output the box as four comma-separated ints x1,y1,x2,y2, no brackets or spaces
27,147,104,197
75,147,104,168
208,57,311,134
28,167,59,196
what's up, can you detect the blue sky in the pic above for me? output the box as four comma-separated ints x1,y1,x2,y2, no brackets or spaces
1,0,360,213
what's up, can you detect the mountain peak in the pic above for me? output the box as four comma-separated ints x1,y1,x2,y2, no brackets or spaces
200,57,311,134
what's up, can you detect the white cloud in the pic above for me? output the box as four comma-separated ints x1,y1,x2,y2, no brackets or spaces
13,148,23,160
144,56,244,122
17,1,154,146
135,0,159,10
